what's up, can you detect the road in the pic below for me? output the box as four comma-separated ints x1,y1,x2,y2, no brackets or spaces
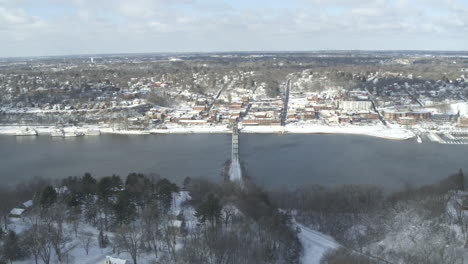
296,223,339,264
281,79,291,126
365,87,388,126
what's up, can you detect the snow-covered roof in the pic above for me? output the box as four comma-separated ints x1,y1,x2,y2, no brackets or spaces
54,186,69,194
170,220,182,228
22,200,33,208
106,256,128,264
10,208,25,216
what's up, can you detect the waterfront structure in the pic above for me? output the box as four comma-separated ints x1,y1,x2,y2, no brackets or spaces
383,109,431,121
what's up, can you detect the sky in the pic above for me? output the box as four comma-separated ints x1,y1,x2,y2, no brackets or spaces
0,0,467,57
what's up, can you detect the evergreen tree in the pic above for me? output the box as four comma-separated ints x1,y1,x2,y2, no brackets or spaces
40,186,57,208
3,230,23,262
125,173,151,206
82,172,97,194
98,230,109,248
113,191,136,225
156,179,179,212
183,177,191,191
195,193,223,225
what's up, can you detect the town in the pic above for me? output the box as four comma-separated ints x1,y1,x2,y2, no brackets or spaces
1,51,468,144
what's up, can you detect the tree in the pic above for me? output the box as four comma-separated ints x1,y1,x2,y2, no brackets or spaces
98,175,122,229
50,224,73,264
40,186,57,208
156,178,179,212
38,227,53,264
3,230,23,263
183,177,192,191
142,203,161,259
114,223,144,264
78,232,94,255
98,230,109,249
113,191,136,226
125,173,151,206
98,175,122,200
82,172,97,194
22,224,45,264
195,193,223,225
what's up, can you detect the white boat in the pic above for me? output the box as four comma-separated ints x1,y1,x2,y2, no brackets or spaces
416,135,422,144
50,129,65,137
64,131,78,137
85,129,101,136
15,128,37,136
15,128,38,136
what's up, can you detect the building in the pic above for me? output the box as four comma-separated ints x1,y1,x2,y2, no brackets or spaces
178,120,208,125
458,116,468,127
398,117,417,125
192,105,206,111
383,109,431,122
9,208,25,218
242,118,281,126
105,256,128,264
339,101,372,111
21,200,33,209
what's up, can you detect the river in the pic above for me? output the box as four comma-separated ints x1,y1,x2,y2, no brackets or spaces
1,134,466,190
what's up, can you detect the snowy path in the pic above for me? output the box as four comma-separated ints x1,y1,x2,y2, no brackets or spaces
296,223,339,264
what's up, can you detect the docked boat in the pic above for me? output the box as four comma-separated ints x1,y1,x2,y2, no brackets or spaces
50,129,65,137
416,135,422,144
85,129,101,136
15,128,38,136
64,131,78,137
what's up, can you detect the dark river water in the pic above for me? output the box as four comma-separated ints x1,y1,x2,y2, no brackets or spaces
1,134,467,190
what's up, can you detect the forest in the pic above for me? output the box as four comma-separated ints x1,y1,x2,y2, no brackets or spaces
0,169,466,263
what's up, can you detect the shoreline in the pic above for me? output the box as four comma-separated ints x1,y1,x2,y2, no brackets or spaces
0,124,415,140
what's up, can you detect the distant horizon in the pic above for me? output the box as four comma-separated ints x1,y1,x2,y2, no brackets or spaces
2,49,468,60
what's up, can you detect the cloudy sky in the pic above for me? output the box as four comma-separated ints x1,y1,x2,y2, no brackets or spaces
0,0,467,57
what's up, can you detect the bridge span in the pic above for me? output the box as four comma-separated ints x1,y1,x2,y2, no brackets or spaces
229,122,242,183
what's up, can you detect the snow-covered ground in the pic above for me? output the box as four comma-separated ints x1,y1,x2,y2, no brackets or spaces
229,159,242,183
7,191,194,264
243,123,415,140
296,223,339,264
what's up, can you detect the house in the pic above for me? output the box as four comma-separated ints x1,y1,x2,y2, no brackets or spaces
9,208,25,218
105,256,128,264
167,220,183,235
21,200,33,209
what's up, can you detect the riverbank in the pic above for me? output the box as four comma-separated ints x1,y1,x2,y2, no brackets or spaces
0,123,414,140
241,124,414,140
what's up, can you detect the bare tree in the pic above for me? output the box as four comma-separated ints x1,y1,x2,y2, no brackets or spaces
78,231,95,255
162,218,178,262
142,204,161,259
38,226,53,264
114,223,145,264
50,224,73,264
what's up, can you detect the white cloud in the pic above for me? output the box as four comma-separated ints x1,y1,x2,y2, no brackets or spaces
0,0,467,56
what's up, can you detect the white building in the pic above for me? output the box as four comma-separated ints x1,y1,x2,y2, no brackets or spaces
105,256,128,264
339,101,372,111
